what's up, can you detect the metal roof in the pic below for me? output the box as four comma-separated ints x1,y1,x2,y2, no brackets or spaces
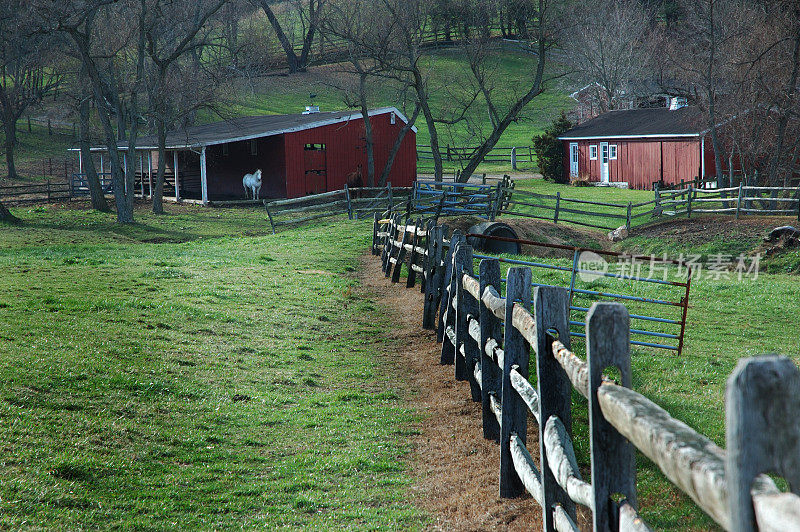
558,106,707,140
75,107,415,151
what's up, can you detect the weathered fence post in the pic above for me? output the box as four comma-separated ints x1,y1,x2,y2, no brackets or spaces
422,224,446,329
480,258,502,442
344,184,353,220
587,303,637,532
534,286,575,530
736,182,744,220
795,186,800,222
391,222,409,283
554,192,561,224
438,231,465,354
453,244,474,384
654,185,662,217
372,212,380,255
511,147,518,170
687,185,693,218
387,182,393,214
626,201,633,231
726,355,800,532
499,267,533,498
406,218,422,288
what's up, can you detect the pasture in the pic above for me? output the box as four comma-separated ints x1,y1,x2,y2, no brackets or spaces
0,204,419,529
1,180,799,529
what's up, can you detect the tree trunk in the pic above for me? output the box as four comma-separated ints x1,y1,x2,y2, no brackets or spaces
413,69,443,181
259,1,302,73
358,73,375,187
3,116,17,181
377,104,420,187
0,199,20,224
152,118,167,214
767,25,800,186
79,94,110,212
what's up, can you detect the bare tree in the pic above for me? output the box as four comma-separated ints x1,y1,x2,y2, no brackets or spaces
0,1,61,182
255,0,326,73
143,0,228,214
564,0,652,113
454,0,567,182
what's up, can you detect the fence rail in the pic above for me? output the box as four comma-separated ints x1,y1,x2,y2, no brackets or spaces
0,181,72,204
417,144,535,170
264,184,412,232
371,218,800,532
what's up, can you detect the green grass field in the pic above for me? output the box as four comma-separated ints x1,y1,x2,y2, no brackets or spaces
0,205,421,529
3,180,798,530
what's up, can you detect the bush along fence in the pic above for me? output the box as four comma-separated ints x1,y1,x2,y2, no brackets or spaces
264,184,412,233
374,219,691,355
372,222,800,532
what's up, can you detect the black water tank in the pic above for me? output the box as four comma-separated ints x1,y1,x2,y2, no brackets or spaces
466,222,521,255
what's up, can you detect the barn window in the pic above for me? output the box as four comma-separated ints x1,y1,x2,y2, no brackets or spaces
390,112,396,125
609,145,618,160
589,145,598,160
304,143,326,150
222,143,229,156
249,139,257,156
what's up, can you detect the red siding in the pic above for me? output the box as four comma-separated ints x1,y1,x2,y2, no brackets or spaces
563,137,702,189
284,112,416,198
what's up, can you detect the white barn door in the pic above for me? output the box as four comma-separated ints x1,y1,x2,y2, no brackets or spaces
569,143,579,178
600,142,610,183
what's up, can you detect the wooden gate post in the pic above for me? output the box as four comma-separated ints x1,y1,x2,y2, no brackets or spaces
480,258,502,442
726,355,800,532
587,303,637,531
437,230,464,344
453,243,474,383
534,286,575,529
687,185,693,218
420,219,435,294
499,267,533,498
381,216,394,274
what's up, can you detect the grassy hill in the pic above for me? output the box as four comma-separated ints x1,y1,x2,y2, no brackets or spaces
1,42,573,182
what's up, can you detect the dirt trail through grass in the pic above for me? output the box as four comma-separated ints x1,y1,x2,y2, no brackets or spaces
357,254,549,531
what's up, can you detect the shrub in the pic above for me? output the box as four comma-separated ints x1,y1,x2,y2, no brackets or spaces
532,113,573,184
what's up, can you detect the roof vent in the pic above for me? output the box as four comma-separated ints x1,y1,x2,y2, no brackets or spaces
669,96,687,110
303,105,320,115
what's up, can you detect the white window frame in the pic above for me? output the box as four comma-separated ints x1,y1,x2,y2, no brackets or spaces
589,145,598,160
609,144,617,160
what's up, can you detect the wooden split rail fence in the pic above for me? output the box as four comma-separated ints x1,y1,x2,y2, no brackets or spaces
264,184,411,233
371,221,800,532
0,181,72,205
375,218,690,354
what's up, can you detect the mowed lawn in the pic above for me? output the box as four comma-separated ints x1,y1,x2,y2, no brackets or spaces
0,204,420,529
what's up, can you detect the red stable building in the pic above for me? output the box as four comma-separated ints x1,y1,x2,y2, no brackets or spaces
75,107,417,203
558,106,717,189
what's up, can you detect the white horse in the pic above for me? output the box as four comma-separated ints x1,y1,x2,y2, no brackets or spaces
243,169,262,200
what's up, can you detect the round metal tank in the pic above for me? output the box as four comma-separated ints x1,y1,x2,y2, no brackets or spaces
466,221,521,255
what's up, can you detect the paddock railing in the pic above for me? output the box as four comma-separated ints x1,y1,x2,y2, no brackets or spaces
371,221,800,532
374,218,691,355
0,180,72,205
264,184,412,233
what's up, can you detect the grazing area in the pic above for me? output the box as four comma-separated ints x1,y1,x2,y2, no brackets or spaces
0,204,422,529
1,192,799,530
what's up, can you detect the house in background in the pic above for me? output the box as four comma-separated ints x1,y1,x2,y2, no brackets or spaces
71,107,417,203
558,100,717,189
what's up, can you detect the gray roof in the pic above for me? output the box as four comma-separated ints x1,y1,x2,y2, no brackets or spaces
84,107,410,151
559,107,707,140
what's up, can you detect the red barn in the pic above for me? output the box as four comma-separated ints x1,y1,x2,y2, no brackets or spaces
558,106,717,189
74,107,417,203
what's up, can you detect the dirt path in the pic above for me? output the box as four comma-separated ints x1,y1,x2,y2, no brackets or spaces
357,254,544,531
